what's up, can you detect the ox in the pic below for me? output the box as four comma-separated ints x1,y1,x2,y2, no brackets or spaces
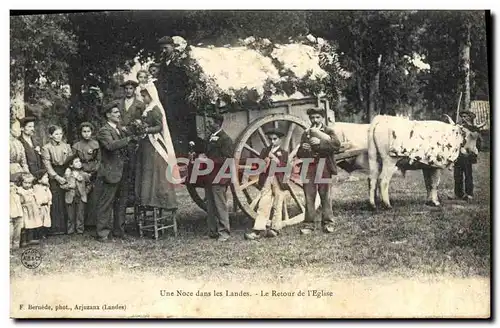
331,122,370,173
367,114,483,209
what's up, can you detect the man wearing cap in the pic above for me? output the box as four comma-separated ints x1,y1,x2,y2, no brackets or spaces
245,128,289,240
117,80,145,127
193,113,234,242
297,107,341,234
156,36,196,154
451,110,480,201
116,79,145,204
19,116,46,181
94,102,139,242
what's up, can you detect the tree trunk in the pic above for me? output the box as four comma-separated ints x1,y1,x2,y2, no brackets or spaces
367,54,383,123
11,59,25,120
67,56,84,144
12,78,25,120
460,23,471,112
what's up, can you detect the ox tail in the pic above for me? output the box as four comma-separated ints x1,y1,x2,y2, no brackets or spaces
367,115,384,164
368,116,384,207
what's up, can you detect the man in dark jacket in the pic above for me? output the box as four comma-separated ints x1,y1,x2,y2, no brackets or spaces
117,80,144,127
193,113,234,242
117,79,145,204
452,110,480,201
94,102,138,242
297,107,341,234
156,36,197,155
19,116,46,180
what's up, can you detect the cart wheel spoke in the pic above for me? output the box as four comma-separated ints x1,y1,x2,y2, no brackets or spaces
243,143,261,157
283,122,297,151
242,189,253,204
257,127,270,148
249,192,262,210
231,113,308,226
288,185,305,213
240,176,259,190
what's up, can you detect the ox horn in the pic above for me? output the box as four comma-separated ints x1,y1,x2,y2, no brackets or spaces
443,114,455,125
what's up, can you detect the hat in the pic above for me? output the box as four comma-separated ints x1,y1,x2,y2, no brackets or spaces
19,116,36,127
459,110,476,120
148,63,161,69
306,107,325,117
158,36,174,45
264,128,284,138
10,172,24,183
102,100,120,116
206,113,224,124
120,80,139,88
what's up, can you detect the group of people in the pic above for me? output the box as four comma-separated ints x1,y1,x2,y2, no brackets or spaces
193,107,344,242
10,118,100,248
10,34,480,248
9,36,184,248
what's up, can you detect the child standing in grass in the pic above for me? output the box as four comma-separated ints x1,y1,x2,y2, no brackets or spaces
245,129,289,240
61,157,91,235
33,173,52,239
10,174,23,250
17,173,42,246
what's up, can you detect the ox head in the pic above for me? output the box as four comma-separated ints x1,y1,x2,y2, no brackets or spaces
443,114,485,156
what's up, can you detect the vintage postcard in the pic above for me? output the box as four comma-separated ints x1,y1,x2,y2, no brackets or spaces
8,9,491,318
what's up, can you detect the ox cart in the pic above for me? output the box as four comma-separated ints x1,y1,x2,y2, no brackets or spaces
151,35,365,228
183,96,365,228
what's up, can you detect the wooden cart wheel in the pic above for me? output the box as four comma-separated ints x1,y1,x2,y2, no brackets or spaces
231,113,310,227
185,184,207,212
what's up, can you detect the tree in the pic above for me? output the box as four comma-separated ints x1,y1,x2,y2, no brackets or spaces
419,10,489,118
308,11,426,122
10,13,77,120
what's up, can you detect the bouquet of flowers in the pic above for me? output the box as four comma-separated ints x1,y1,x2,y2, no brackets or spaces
127,119,148,139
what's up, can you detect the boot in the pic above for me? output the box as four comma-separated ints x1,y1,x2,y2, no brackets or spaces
27,229,40,245
20,230,29,248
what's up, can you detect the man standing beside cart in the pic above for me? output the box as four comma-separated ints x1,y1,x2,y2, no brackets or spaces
156,36,197,155
296,107,341,235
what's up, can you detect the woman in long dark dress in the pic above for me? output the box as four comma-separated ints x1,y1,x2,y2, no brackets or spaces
135,88,178,210
72,122,100,227
41,125,73,234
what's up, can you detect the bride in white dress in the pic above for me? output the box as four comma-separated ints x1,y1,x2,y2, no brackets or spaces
135,69,179,184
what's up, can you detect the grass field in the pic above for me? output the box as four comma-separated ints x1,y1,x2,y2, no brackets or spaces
10,152,491,280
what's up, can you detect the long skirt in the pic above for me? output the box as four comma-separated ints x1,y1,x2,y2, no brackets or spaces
84,175,98,227
135,138,177,209
48,165,68,234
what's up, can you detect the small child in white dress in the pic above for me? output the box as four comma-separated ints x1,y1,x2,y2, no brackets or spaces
10,179,23,249
17,173,42,246
33,173,52,239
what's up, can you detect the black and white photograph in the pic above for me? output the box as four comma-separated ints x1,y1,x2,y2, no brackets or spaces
7,9,491,318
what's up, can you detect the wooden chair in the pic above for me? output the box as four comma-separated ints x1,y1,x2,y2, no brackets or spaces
135,206,178,240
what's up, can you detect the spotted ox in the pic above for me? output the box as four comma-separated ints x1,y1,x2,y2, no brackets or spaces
367,114,483,209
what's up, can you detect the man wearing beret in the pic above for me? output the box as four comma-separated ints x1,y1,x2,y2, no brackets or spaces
451,110,480,201
156,36,197,155
94,102,139,242
297,107,341,235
